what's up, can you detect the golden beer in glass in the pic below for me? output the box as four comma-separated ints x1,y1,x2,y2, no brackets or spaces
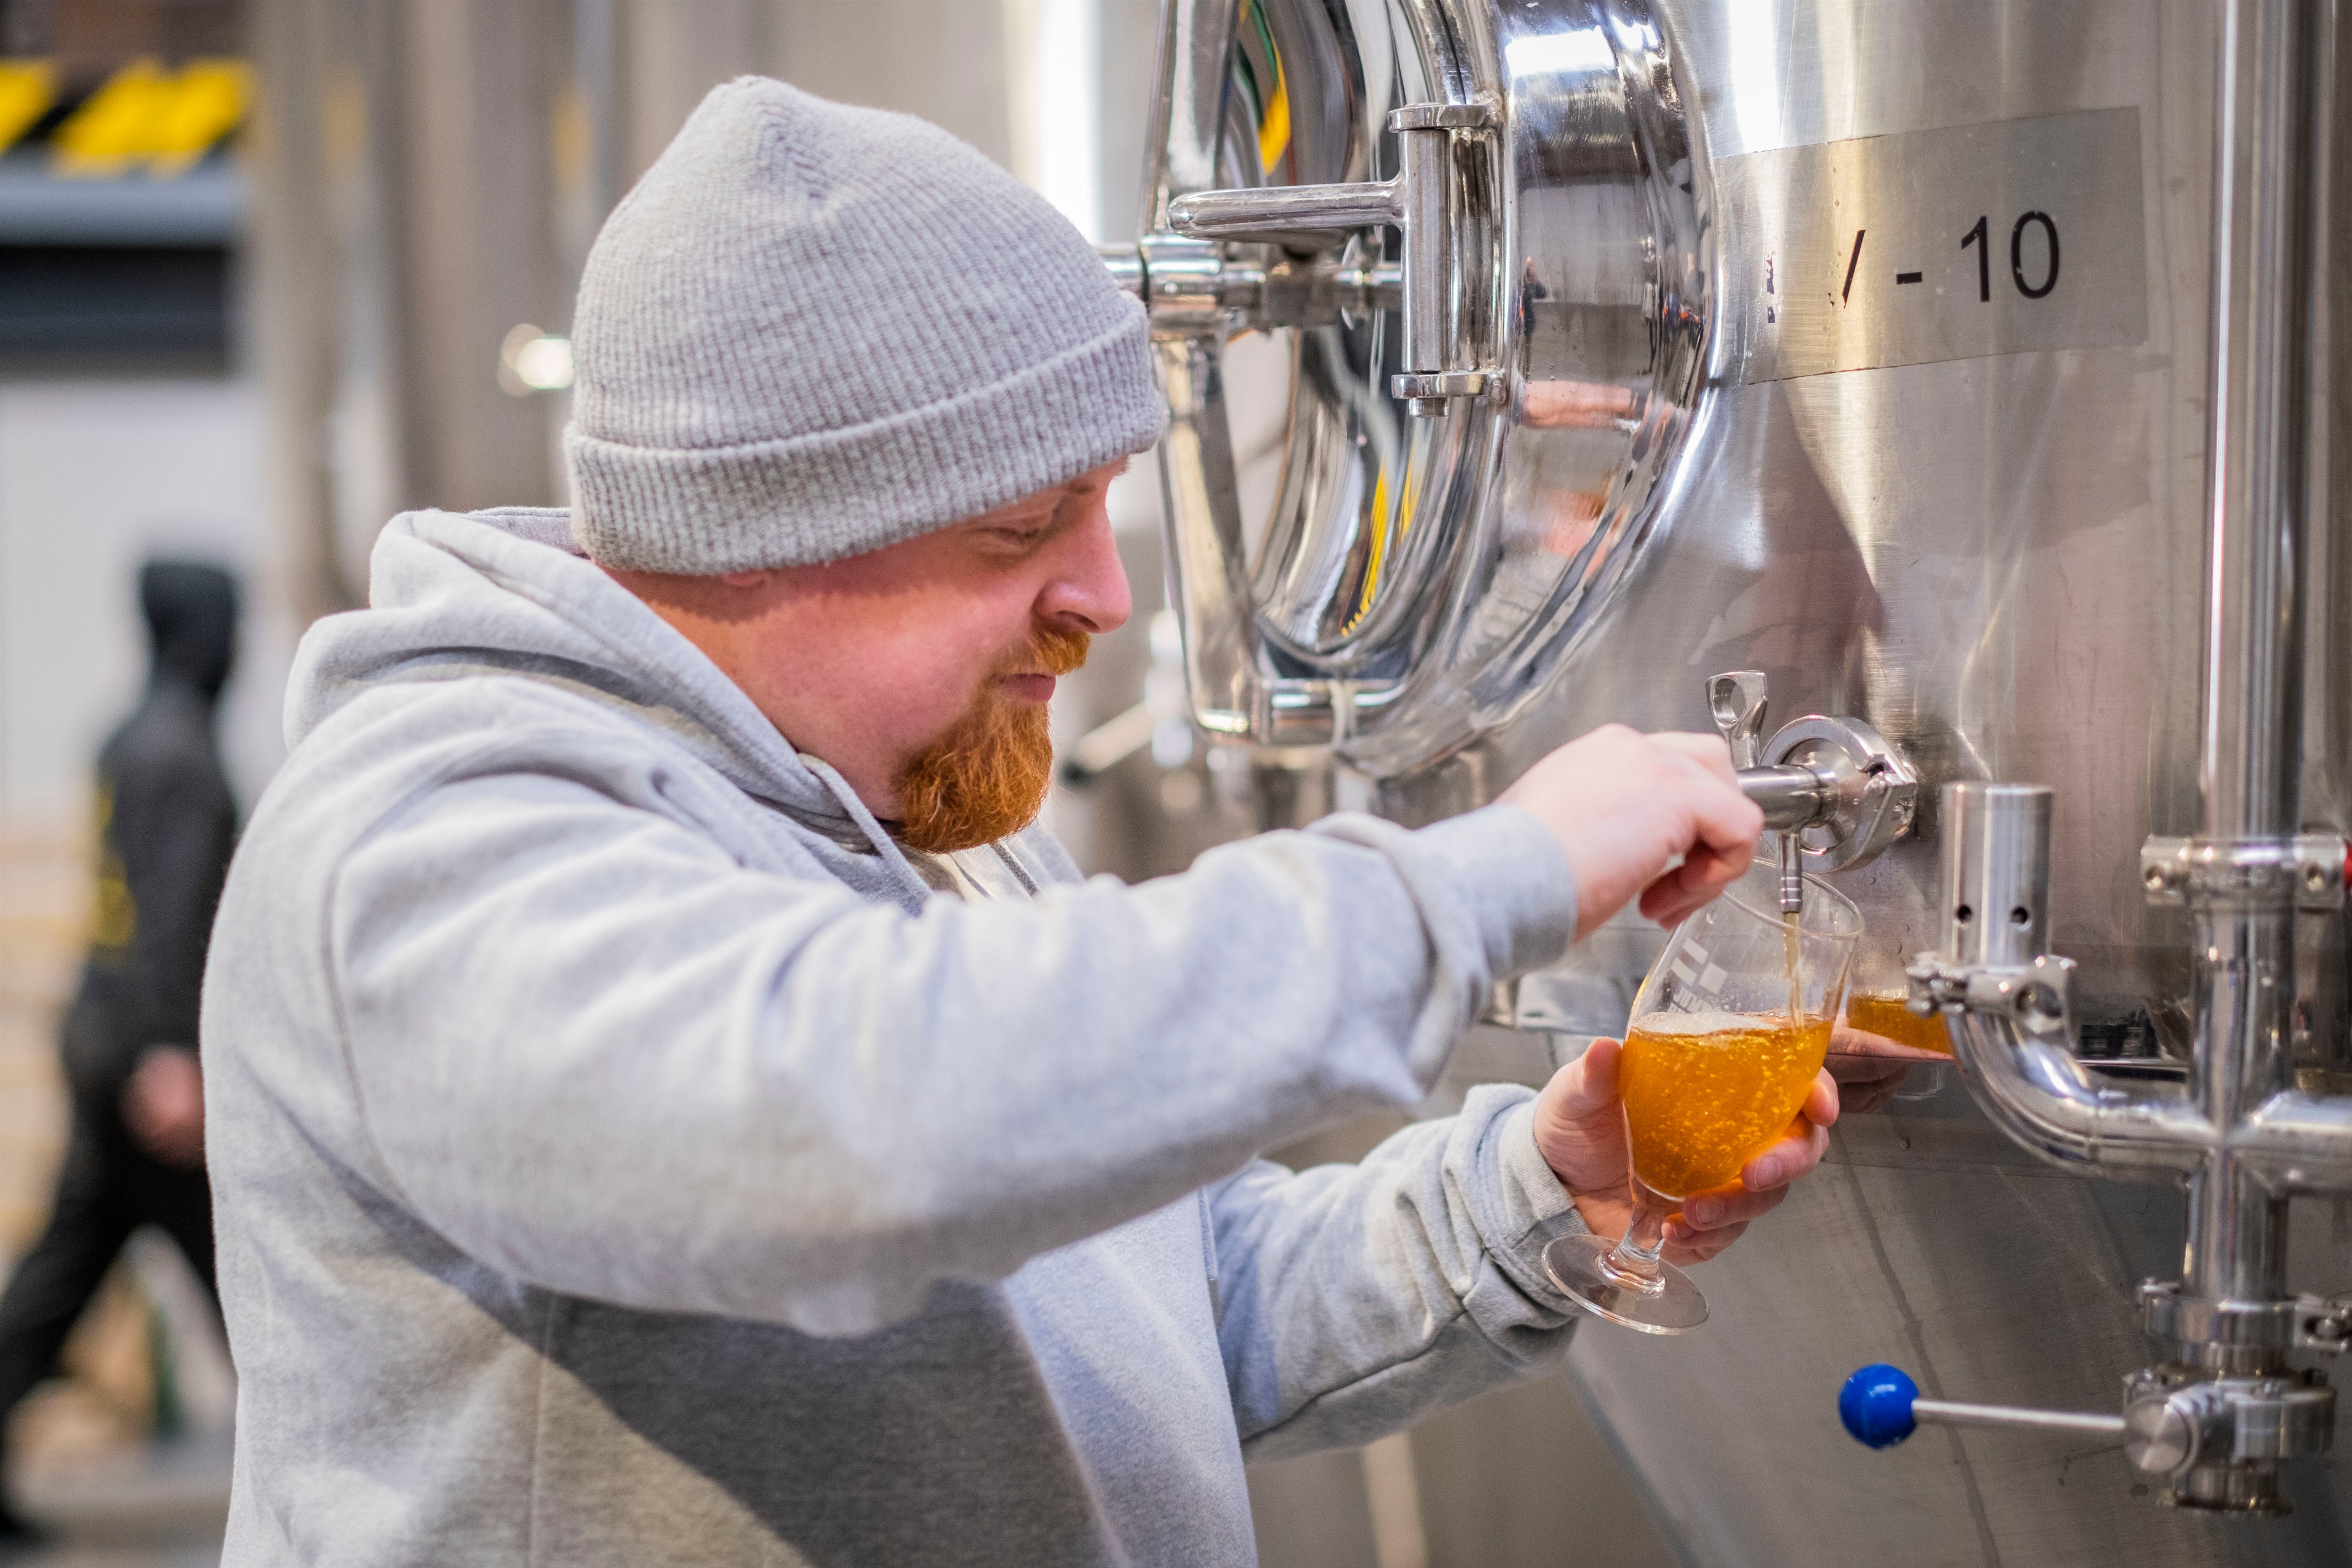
1830,932,1958,1107
1840,992,1953,1056
1545,859,1860,1333
1619,1010,1836,1198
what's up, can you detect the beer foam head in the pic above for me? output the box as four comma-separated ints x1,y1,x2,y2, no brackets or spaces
1629,1006,1790,1035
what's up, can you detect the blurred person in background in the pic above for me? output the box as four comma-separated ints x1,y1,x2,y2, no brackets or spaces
202,84,1829,1566
0,560,238,1546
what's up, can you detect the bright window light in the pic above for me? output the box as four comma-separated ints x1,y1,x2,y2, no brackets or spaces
1004,0,1102,242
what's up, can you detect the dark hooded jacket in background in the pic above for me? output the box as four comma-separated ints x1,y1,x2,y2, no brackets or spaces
0,558,241,1540
61,560,241,1121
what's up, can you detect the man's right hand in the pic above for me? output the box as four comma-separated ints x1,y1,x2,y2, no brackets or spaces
1498,725,1763,939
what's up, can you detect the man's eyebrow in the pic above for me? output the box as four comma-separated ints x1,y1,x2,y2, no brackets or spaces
965,504,1054,533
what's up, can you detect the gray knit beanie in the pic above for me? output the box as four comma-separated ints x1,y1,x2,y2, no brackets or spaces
564,78,1166,573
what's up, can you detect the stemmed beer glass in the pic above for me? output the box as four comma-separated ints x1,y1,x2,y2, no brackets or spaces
1544,860,1861,1333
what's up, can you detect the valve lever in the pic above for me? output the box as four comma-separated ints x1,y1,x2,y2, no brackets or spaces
1706,670,1767,771
1839,1365,2127,1450
1831,1362,2332,1490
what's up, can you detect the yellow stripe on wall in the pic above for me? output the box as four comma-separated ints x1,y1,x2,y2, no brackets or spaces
51,56,251,178
0,59,55,157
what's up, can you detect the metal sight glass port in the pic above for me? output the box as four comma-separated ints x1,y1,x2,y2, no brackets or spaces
1545,861,1861,1333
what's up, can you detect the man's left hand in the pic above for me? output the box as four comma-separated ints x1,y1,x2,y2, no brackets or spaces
1529,1037,1836,1264
1825,1025,1952,1115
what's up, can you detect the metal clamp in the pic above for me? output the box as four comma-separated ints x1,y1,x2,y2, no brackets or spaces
1763,715,1920,873
1705,671,1920,878
2295,1293,2352,1354
2139,833,2351,910
2139,1279,2303,1352
1390,369,1504,402
2142,1281,2352,1359
1132,233,1227,336
1163,97,1502,417
1909,952,2079,1041
1387,102,1499,132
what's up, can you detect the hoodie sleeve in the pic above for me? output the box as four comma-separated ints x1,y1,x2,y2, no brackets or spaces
1210,1088,1589,1461
325,769,1576,1336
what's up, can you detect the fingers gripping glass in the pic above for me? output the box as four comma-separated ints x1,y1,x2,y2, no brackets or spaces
1544,862,1861,1333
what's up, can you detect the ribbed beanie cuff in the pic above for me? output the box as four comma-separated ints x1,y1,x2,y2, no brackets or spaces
569,311,1162,573
563,78,1167,573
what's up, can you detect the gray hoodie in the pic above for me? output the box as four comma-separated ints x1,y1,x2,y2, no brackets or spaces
201,507,1592,1567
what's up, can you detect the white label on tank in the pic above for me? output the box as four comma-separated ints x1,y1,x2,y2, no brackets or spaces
1720,107,2149,383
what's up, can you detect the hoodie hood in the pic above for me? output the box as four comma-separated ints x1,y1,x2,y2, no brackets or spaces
142,557,239,701
288,507,889,851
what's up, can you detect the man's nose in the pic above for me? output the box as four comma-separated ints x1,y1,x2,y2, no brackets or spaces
1037,511,1132,635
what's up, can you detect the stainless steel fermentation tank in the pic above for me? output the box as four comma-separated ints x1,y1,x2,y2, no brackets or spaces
1109,0,2352,1559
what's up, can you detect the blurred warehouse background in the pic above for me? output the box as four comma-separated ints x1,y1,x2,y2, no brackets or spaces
0,4,1676,1564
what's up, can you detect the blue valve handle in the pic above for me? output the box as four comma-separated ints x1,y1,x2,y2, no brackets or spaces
1842,1364,2128,1450
1839,1363,1920,1449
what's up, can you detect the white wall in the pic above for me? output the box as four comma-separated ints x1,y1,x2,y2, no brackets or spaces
0,379,292,825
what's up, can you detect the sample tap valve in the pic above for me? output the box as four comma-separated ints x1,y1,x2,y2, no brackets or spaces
1839,1362,2337,1494
1705,671,1920,891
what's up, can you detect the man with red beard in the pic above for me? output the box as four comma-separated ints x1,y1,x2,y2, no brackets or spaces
200,81,1821,1566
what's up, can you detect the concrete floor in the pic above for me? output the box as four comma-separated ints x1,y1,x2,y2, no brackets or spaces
5,1431,229,1567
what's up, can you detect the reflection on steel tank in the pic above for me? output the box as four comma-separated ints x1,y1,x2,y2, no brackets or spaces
1103,0,2352,1558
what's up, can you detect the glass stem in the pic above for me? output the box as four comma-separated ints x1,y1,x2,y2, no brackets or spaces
1599,1205,1670,1292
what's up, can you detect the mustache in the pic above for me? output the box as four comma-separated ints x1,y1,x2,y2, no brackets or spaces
996,622,1090,680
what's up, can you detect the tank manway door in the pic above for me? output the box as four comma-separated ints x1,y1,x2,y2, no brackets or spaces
1102,0,1717,779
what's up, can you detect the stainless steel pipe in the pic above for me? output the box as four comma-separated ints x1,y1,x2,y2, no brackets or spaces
1735,765,1833,833
1913,1398,2127,1439
2177,0,2325,1350
1164,180,1401,238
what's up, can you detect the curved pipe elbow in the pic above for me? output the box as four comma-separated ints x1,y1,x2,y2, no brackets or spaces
1948,1012,2211,1176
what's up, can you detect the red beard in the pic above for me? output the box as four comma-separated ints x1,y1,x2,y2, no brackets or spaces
895,622,1090,854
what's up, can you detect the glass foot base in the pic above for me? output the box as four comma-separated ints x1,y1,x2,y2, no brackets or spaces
1543,1234,1708,1334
